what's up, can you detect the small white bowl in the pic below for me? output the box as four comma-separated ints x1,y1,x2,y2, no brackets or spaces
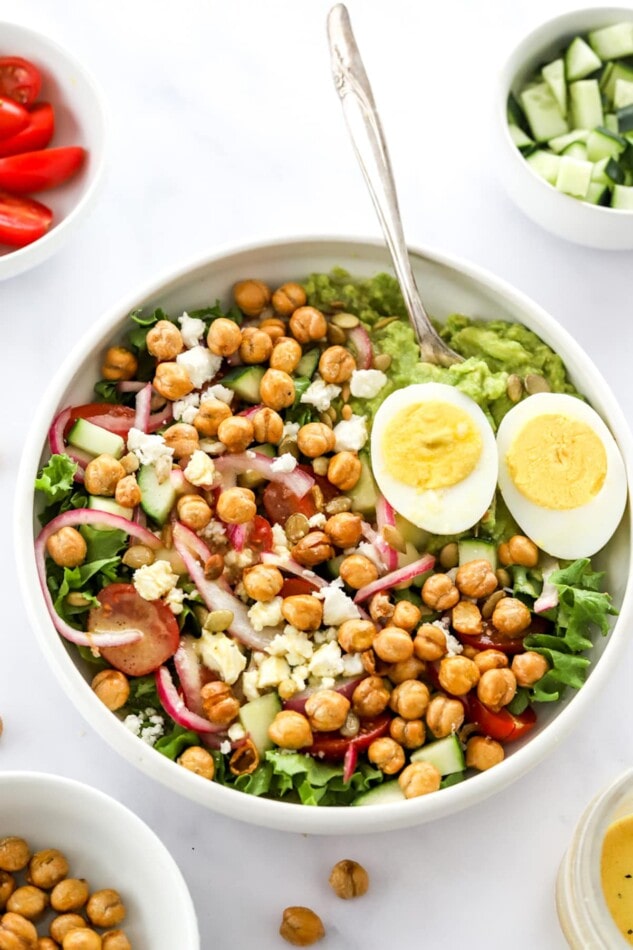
495,7,633,249
0,22,108,280
0,771,199,949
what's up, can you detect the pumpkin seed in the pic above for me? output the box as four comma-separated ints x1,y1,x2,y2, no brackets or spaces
373,352,392,371
312,457,329,476
506,374,523,403
65,592,92,608
439,542,459,570
382,524,406,553
324,495,352,515
482,589,506,619
342,404,353,421
319,412,334,429
524,373,550,395
374,316,398,330
327,324,346,345
332,312,360,329
204,609,234,633
285,512,310,543
278,437,300,457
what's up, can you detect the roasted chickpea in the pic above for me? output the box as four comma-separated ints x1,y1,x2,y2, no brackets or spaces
177,745,215,780
324,512,362,549
305,690,350,732
0,841,29,874
466,735,505,771
28,850,69,890
101,931,131,950
373,626,414,664
193,398,232,438
6,885,48,921
511,651,549,687
385,656,426,684
297,422,336,459
146,320,183,361
499,534,539,568
455,558,498,599
368,592,394,624
491,597,532,637
86,891,125,930
217,416,253,453
438,656,480,697
38,940,58,950
0,912,38,947
272,282,307,317
176,493,212,531
318,346,356,384
474,649,509,674
421,573,460,611
113,474,141,509
50,880,89,915
425,694,465,738
413,623,447,662
84,455,126,497
339,554,378,590
268,711,313,749
201,681,240,726
451,601,483,636
101,346,138,381
477,668,517,712
122,544,154,570
216,487,257,524
270,336,302,374
281,595,323,631
291,531,334,567
390,717,426,749
398,761,441,799
163,423,199,459
337,619,376,653
153,361,194,401
91,670,130,711
50,914,87,944
389,680,430,720
45,527,87,569
327,452,361,491
289,306,327,343
239,326,273,364
391,601,422,632
0,873,14,911
279,906,325,946
258,317,286,343
368,737,405,774
242,563,283,602
63,930,102,950
259,369,295,411
207,317,242,357
352,675,391,718
252,407,283,445
328,860,369,900
233,279,271,317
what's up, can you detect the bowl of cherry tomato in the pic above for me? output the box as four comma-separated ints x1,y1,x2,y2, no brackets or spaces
0,21,107,279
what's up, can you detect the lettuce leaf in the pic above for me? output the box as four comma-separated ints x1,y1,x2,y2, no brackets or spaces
155,725,200,760
35,454,78,503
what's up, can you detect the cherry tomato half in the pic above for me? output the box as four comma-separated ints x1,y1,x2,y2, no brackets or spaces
305,713,391,761
466,695,537,744
0,57,42,106
0,146,86,193
280,577,320,598
0,190,52,247
455,617,552,655
262,481,317,525
88,583,180,677
0,96,28,140
64,403,136,438
249,515,273,553
0,102,54,158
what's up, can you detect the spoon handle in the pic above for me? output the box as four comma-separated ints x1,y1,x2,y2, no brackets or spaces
327,3,461,367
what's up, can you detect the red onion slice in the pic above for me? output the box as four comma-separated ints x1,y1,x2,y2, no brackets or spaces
343,742,358,784
283,675,364,713
147,401,173,433
173,636,205,717
354,553,436,603
214,452,314,498
134,383,152,434
347,325,373,369
261,552,328,588
534,559,560,614
360,521,390,572
48,409,87,481
226,522,249,552
117,381,146,393
156,665,223,734
374,496,399,570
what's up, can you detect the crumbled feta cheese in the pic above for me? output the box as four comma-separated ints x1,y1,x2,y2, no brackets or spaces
257,655,291,689
320,677,336,690
433,620,463,657
198,439,227,456
172,392,200,424
271,452,298,474
184,449,216,487
290,669,307,692
350,368,388,399
133,560,179,601
126,428,174,468
308,641,344,680
225,548,256,571
300,376,341,412
201,384,234,405
332,414,368,452
248,596,284,632
123,713,142,736
228,723,246,742
355,541,385,570
178,311,206,348
313,585,361,626
342,652,365,676
242,670,260,703
123,708,165,747
198,519,227,544
308,513,327,528
220,740,232,755
282,421,300,441
271,523,291,562
198,631,246,684
267,625,314,666
176,345,222,389
164,587,185,615
313,626,338,645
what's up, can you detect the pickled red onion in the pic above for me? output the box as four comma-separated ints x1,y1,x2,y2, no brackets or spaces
214,452,314,498
353,553,435,603
155,665,223,734
347,325,373,369
261,552,328,588
134,383,152,433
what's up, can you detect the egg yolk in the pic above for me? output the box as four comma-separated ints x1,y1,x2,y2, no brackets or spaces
506,413,606,510
381,401,482,491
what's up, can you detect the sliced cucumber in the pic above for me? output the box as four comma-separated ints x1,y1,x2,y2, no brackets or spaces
238,692,281,754
520,82,569,141
458,538,497,570
509,124,535,151
137,463,176,525
548,129,589,154
67,418,125,460
618,103,633,133
606,157,626,183
87,495,133,521
348,454,379,517
601,61,633,102
395,514,429,551
612,183,633,208
586,126,627,161
556,155,593,197
570,79,603,130
614,78,633,109
604,112,619,133
591,156,611,183
325,555,344,579
565,36,602,81
561,141,588,161
352,780,405,806
296,348,320,378
221,365,265,404
410,735,465,776
542,58,567,115
585,181,611,205
526,149,561,185
589,22,633,61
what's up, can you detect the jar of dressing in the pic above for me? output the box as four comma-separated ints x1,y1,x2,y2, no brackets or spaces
557,768,633,948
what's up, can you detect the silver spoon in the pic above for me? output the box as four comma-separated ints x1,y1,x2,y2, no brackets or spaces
327,3,462,367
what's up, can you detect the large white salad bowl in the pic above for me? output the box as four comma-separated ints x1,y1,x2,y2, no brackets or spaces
15,236,633,834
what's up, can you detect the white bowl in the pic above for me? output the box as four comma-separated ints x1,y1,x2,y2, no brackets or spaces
15,235,633,835
495,7,633,249
0,770,199,949
0,22,108,279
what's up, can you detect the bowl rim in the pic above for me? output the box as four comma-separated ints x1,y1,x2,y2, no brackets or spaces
14,233,633,834
496,5,633,218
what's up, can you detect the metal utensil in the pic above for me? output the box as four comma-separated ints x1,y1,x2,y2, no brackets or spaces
327,3,462,367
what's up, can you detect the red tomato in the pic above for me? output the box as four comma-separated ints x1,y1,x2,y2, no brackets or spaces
0,146,86,193
249,515,273,553
455,616,551,655
0,57,42,106
64,403,136,438
0,191,51,247
0,103,54,157
88,584,180,677
0,96,28,140
262,481,318,524
467,695,537,743
280,577,320,598
305,713,391,761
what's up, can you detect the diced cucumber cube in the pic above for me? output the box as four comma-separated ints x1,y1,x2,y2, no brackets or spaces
520,82,569,141
410,736,465,776
526,149,562,185
352,781,405,806
542,58,567,116
509,124,534,149
601,61,633,104
618,103,633,133
589,23,633,61
611,183,633,208
87,496,134,522
614,78,633,109
548,129,589,153
570,79,604,130
585,181,611,205
221,365,265,404
137,463,176,525
507,91,529,134
586,126,627,161
458,538,497,570
592,157,611,183
67,417,125,459
562,141,588,160
555,155,593,197
565,35,602,80
238,692,282,754
348,454,379,516
604,112,619,133
606,157,625,184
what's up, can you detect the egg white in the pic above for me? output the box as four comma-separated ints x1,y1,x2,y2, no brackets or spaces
370,382,498,535
496,392,627,558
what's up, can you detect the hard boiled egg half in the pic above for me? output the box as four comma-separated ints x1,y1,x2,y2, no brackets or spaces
496,392,627,558
370,382,498,535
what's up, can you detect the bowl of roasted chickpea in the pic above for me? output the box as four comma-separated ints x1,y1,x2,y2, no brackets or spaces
16,235,633,835
0,771,199,948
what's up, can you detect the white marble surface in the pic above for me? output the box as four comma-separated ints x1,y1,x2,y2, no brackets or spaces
2,0,633,947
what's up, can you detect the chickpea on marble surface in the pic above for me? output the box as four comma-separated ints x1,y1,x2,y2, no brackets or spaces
279,905,325,946
328,860,369,900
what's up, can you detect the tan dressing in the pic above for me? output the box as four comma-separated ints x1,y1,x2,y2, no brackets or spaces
601,814,633,945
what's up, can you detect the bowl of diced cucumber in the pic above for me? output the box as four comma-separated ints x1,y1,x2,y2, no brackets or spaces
497,7,633,248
